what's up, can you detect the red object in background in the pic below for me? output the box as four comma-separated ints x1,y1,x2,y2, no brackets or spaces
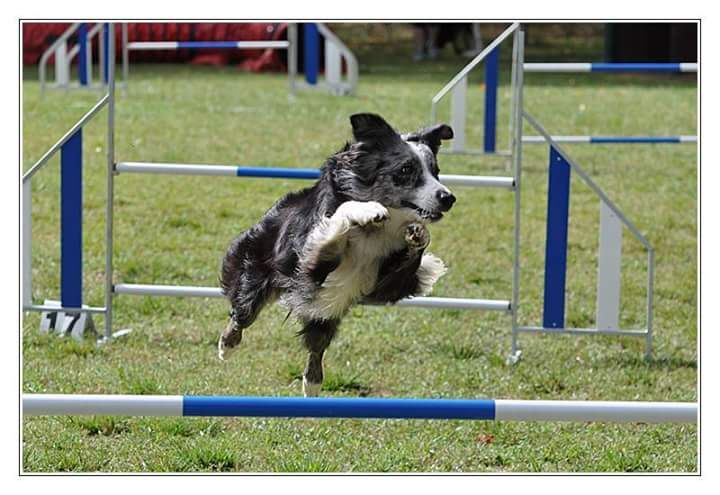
22,22,289,72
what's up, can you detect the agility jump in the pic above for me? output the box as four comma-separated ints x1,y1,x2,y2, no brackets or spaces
23,395,696,423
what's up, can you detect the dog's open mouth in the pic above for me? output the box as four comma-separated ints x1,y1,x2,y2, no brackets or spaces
401,200,443,222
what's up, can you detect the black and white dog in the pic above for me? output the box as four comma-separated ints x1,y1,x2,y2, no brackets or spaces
218,113,455,396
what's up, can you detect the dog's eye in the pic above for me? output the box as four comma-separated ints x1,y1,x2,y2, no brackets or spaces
400,164,413,175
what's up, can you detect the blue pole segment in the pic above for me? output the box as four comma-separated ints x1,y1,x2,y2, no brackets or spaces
303,23,319,85
183,396,497,420
483,47,499,153
102,23,110,84
590,63,685,72
78,23,88,86
177,41,240,49
236,166,321,179
590,136,682,144
61,130,83,308
542,146,571,329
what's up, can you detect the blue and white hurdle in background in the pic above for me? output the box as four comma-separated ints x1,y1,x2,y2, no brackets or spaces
40,23,358,97
23,394,696,423
295,23,358,96
22,22,692,426
433,33,698,154
39,22,112,94
122,23,358,96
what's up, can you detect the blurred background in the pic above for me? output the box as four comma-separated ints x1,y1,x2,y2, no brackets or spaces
23,22,698,73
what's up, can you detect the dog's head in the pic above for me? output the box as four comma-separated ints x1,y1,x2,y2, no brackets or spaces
331,113,456,222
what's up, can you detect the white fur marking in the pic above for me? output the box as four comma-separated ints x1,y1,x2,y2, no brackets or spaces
295,205,418,320
303,377,321,397
416,253,447,295
408,142,451,211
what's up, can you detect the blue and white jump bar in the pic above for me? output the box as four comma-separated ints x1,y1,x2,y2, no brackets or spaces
126,41,290,50
23,395,697,423
115,162,516,189
523,62,697,73
523,135,697,144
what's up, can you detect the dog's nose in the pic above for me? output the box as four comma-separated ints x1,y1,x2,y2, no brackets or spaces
436,190,456,211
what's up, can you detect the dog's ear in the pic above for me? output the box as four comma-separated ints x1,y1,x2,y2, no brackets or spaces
350,113,401,147
405,124,454,154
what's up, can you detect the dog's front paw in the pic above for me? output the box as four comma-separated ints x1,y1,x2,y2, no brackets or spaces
345,201,389,228
405,222,430,250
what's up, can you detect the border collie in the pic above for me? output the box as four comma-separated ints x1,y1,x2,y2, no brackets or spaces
218,113,455,397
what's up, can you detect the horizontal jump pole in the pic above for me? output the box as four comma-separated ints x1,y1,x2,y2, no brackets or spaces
112,283,512,312
522,135,697,144
523,62,697,73
23,394,697,423
127,41,290,50
115,162,515,189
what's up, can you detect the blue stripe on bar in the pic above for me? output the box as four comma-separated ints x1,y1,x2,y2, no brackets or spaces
183,396,497,419
590,136,682,143
303,23,319,85
78,23,88,86
236,167,321,179
176,41,241,49
543,146,571,329
483,47,500,153
590,63,685,72
61,130,83,308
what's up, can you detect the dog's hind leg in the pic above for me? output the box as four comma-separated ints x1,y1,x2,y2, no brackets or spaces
218,278,273,361
299,318,339,397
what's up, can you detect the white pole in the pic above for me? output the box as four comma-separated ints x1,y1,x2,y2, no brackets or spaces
495,400,696,423
523,63,592,73
23,394,183,416
325,38,341,92
596,201,623,331
450,76,467,153
22,181,32,306
55,43,69,88
287,23,297,95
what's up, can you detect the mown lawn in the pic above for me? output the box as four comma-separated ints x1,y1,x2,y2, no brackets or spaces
21,31,697,472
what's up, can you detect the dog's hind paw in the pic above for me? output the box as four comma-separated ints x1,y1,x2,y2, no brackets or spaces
217,319,242,361
303,377,322,397
217,339,238,361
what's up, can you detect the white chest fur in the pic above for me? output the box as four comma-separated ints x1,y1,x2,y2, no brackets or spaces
300,205,420,320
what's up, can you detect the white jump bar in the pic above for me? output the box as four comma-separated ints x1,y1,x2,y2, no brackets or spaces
113,284,511,312
127,41,290,50
116,162,515,189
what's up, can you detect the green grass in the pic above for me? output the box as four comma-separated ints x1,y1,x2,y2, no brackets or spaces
22,35,697,472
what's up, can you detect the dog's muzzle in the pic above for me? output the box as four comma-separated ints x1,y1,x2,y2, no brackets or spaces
436,190,456,212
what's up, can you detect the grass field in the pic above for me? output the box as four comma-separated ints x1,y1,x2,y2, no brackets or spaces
21,30,698,472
